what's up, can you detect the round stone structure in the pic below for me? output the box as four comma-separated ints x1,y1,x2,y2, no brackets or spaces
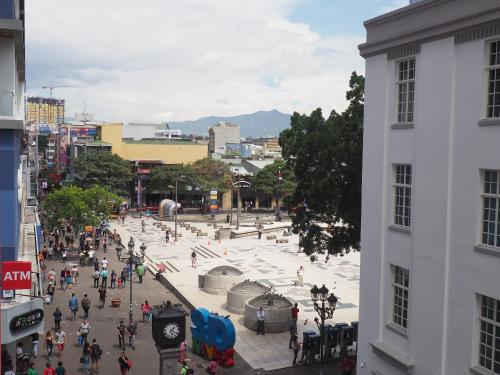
244,294,293,333
202,266,245,295
226,280,271,315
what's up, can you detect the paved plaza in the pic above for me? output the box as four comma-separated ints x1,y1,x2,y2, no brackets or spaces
112,214,360,371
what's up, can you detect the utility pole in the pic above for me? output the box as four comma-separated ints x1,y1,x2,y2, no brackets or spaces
174,179,178,241
35,126,39,198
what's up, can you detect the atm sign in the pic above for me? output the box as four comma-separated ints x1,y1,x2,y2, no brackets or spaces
1,261,32,290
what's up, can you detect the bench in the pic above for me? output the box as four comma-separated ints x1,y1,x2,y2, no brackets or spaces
276,239,289,244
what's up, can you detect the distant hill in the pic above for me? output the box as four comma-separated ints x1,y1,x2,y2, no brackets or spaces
169,109,291,138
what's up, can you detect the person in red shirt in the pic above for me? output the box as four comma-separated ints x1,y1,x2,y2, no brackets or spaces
43,362,56,375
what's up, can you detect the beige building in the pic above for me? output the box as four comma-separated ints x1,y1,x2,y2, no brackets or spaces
26,97,65,124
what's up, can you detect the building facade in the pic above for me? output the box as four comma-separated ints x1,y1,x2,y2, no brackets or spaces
357,1,500,375
26,97,65,124
208,122,240,155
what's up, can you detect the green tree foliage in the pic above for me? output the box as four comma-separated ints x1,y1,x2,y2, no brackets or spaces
71,153,133,196
191,158,231,194
279,72,364,257
148,164,197,193
43,185,120,230
251,159,297,197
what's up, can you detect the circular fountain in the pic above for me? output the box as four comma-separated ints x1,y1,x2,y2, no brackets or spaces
226,280,271,315
202,266,245,295
244,294,293,333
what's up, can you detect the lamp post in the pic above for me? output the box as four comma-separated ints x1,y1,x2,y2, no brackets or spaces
310,284,338,375
127,237,135,325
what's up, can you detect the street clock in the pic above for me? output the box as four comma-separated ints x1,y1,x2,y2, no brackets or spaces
152,301,187,349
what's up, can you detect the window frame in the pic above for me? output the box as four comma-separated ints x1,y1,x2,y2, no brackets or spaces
392,164,412,228
395,57,416,124
476,294,500,374
486,39,500,120
390,265,410,331
480,170,500,248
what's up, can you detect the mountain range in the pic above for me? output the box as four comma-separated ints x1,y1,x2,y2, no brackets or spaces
169,109,291,138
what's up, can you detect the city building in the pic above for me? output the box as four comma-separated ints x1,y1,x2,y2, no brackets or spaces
357,1,500,375
0,1,45,370
208,122,240,156
26,97,65,124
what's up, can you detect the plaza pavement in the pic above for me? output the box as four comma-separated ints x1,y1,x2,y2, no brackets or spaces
112,214,360,372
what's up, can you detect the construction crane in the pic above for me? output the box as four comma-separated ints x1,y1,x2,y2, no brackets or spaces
41,84,78,98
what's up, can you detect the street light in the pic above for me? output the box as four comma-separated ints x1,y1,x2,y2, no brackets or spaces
127,236,135,325
310,284,338,375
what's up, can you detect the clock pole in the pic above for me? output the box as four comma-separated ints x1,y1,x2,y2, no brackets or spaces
127,237,135,325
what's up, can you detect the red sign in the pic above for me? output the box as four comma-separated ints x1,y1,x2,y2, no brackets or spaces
1,261,32,290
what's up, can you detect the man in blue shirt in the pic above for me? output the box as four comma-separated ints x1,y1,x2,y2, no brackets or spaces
68,293,78,320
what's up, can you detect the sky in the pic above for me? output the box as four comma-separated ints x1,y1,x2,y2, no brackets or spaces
25,0,408,123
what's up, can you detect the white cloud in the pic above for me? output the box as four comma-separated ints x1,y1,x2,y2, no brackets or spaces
26,0,364,123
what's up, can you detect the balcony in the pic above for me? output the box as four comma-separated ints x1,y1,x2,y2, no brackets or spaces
0,90,23,130
0,0,23,34
0,0,15,19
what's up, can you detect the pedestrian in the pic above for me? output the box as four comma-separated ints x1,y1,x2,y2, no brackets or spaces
46,283,55,305
141,219,146,233
45,331,55,361
292,335,300,367
81,293,91,319
191,250,197,268
101,257,108,270
55,328,66,358
180,361,189,375
60,270,66,290
142,300,152,322
31,331,40,358
110,270,117,289
136,263,145,283
207,359,218,375
93,269,100,288
258,227,262,240
27,362,37,375
43,362,56,375
55,361,66,375
98,286,107,309
81,340,91,374
165,230,170,243
121,269,127,288
79,320,90,345
297,266,304,287
102,238,107,253
71,265,79,285
127,321,137,350
65,269,72,289
117,276,123,289
178,341,186,363
17,342,30,367
256,306,265,335
41,260,47,282
101,268,108,288
90,339,102,373
117,321,126,350
69,293,78,320
341,357,355,375
291,302,299,329
48,268,56,286
53,307,62,330
93,257,99,272
118,351,131,375
226,214,230,224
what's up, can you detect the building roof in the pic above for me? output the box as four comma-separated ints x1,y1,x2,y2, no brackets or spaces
243,159,275,169
122,138,199,145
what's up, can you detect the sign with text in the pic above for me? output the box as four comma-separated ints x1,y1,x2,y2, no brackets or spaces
9,309,44,334
1,261,32,290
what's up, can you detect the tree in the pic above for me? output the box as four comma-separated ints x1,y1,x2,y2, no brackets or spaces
71,153,133,196
251,159,297,204
279,71,364,257
191,158,231,194
148,164,197,194
43,185,121,230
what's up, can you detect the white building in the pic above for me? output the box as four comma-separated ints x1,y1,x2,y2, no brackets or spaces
208,122,240,156
358,1,500,374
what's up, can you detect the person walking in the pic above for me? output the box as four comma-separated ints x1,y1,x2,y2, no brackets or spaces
48,268,56,286
118,351,131,375
258,227,263,240
110,270,117,289
31,332,40,358
101,257,109,270
136,263,145,283
98,286,107,309
191,250,197,268
27,362,37,375
93,258,99,272
45,331,55,361
71,265,79,285
100,268,108,288
102,238,107,254
180,361,189,375
120,269,127,288
165,230,170,243
291,335,300,367
127,321,137,350
81,293,91,319
82,340,91,374
93,270,100,288
256,306,265,335
60,269,66,290
291,303,299,331
55,328,66,358
90,339,102,373
117,321,126,351
79,320,90,345
65,269,72,289
69,293,78,320
141,300,152,322
207,359,218,375
43,362,56,375
297,266,304,287
53,307,62,330
55,361,66,375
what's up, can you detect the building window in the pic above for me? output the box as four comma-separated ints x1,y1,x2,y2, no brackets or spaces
397,58,416,123
482,170,500,247
478,295,500,373
392,265,409,329
393,164,412,227
487,41,500,118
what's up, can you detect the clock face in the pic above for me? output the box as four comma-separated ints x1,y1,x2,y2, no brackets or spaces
163,322,180,339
